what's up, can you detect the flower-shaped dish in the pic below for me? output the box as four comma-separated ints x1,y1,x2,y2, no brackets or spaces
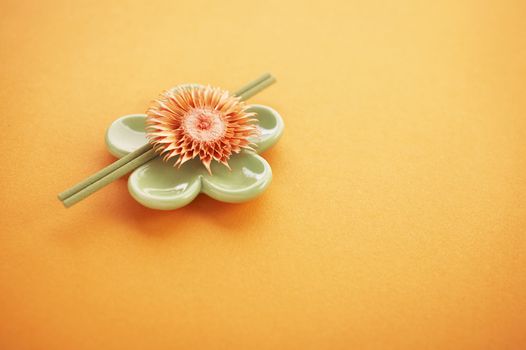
105,102,283,210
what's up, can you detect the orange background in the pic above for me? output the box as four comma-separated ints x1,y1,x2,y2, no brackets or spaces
1,0,525,349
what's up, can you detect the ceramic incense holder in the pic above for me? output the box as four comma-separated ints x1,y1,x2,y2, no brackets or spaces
105,102,284,210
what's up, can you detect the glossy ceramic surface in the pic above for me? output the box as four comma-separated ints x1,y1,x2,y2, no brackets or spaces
105,102,284,210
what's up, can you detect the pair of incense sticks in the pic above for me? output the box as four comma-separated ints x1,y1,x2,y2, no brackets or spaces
58,73,276,208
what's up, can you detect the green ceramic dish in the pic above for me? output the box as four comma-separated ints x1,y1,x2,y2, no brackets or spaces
105,103,284,210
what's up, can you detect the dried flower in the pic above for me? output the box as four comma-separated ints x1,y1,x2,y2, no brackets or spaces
146,85,258,174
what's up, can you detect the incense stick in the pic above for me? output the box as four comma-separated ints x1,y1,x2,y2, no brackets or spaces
238,75,276,100
58,73,273,202
58,74,276,207
234,73,271,97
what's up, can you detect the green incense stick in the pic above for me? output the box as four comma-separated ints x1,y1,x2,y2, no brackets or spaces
59,73,276,207
234,73,271,96
238,75,276,100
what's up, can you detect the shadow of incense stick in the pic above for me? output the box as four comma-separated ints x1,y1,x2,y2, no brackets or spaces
59,73,276,208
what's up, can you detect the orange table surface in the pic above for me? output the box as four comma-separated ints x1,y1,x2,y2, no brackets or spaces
1,0,525,349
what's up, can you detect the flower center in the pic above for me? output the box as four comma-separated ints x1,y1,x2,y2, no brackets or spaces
183,108,226,142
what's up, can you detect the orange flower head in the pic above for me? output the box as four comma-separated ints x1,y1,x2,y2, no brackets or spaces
146,85,258,174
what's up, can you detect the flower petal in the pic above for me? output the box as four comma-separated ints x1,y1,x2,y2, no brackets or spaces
128,157,202,210
201,152,272,203
247,104,284,153
105,114,148,158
